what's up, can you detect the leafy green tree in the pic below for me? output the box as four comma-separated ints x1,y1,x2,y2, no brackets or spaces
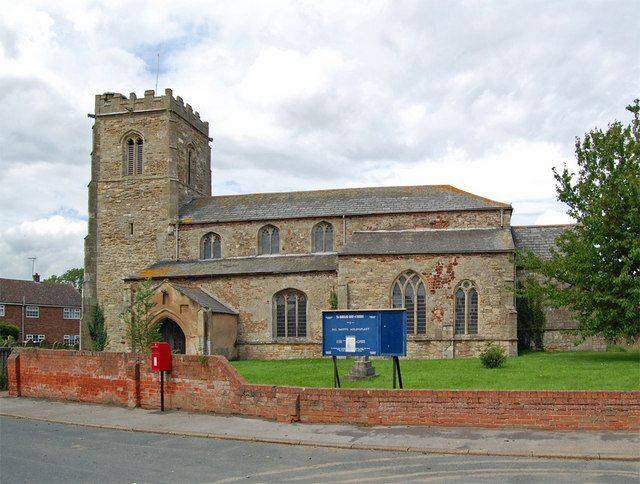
520,100,640,341
121,279,160,353
44,268,84,291
88,303,108,351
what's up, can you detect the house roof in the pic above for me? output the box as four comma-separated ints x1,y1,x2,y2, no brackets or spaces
0,278,81,307
511,225,573,259
130,254,338,280
341,228,515,255
179,185,511,224
171,285,237,315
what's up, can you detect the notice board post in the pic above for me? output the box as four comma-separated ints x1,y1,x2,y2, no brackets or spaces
322,309,406,388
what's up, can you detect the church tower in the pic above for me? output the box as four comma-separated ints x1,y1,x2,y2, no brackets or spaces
82,89,211,350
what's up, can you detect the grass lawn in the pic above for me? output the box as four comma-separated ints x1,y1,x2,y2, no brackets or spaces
230,351,640,390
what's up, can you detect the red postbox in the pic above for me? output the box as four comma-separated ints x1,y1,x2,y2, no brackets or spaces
151,342,172,372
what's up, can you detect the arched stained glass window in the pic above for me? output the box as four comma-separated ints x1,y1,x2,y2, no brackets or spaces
201,232,221,259
312,222,333,252
391,270,427,335
259,225,279,255
274,289,307,338
455,280,478,335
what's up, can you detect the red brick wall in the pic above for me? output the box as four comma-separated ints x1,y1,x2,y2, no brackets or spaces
0,304,80,344
7,349,640,431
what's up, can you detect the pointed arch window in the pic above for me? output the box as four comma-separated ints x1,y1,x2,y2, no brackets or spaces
273,289,307,338
455,280,478,335
312,221,333,252
124,135,144,175
187,148,194,186
201,232,221,259
259,225,279,255
391,270,427,335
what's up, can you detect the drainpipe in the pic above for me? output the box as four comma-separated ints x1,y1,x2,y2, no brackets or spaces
342,215,346,246
21,296,25,343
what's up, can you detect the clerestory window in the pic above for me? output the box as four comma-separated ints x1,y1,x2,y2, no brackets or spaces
391,270,427,335
259,225,279,255
312,221,333,252
201,232,221,259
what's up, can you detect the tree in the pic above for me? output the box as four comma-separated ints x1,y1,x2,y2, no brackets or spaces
88,303,108,351
520,100,640,341
44,268,84,291
121,279,160,353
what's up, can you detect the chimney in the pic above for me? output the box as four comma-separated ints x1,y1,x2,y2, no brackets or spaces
33,273,40,283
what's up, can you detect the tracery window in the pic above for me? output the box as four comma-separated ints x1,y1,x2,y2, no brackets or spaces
201,232,221,259
273,289,307,338
259,225,279,255
391,270,427,335
312,221,333,252
124,135,144,175
455,280,478,335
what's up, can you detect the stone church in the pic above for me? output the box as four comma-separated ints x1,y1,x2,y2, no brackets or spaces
82,89,587,359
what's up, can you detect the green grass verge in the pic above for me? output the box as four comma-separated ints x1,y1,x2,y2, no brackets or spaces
230,351,640,390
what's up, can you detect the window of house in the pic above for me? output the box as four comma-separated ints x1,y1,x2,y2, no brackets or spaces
312,221,333,252
273,289,307,338
63,307,81,319
0,304,4,317
25,306,39,318
124,135,144,175
25,334,45,344
455,280,478,335
64,335,80,347
259,225,280,255
391,271,427,335
201,232,221,259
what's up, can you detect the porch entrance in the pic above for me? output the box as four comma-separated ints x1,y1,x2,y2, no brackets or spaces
160,319,186,354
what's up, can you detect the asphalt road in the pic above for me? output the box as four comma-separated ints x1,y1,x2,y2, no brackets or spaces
1,417,638,483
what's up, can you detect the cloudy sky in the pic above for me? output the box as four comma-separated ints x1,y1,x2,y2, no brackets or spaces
0,0,638,280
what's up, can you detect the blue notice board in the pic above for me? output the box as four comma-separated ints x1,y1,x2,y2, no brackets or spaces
322,309,406,357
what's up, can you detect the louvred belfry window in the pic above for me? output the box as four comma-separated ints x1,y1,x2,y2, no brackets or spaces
391,270,427,335
125,136,144,175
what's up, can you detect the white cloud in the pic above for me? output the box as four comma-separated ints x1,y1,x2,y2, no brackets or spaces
0,0,637,276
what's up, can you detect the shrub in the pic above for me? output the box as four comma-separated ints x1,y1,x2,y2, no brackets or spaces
0,324,19,340
479,341,507,369
89,303,108,351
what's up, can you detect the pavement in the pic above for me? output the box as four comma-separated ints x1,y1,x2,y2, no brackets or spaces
1,393,638,462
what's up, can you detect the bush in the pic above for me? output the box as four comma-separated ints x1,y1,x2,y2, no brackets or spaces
479,341,507,369
0,324,19,340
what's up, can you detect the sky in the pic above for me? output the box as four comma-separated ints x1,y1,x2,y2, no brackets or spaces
0,0,638,281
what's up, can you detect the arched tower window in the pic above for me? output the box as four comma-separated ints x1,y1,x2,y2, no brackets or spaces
124,135,144,175
273,289,307,338
312,221,333,252
391,270,427,335
455,280,478,335
187,148,195,186
259,225,279,255
201,232,221,259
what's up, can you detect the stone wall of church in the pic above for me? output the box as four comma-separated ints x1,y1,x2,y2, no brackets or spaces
339,253,518,358
177,209,510,260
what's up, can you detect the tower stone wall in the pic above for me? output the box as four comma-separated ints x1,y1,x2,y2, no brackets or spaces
82,89,211,350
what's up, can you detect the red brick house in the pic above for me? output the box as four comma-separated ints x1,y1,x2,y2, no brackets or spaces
0,277,82,347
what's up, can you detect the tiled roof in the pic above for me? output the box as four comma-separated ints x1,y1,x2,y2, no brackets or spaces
130,254,338,280
341,228,515,255
179,185,511,223
0,278,81,307
512,225,574,259
172,285,237,315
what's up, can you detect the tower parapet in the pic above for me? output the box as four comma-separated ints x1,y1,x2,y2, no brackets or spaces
95,88,209,136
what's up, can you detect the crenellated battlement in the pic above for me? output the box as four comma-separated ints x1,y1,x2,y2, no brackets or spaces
95,88,209,135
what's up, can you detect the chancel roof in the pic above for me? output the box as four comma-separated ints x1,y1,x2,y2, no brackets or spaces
511,225,574,260
180,185,511,224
